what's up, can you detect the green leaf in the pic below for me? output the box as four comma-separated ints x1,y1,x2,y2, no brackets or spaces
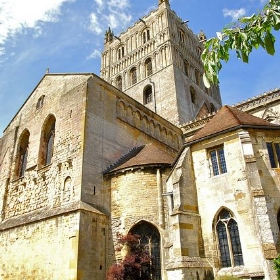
203,73,211,88
264,32,276,55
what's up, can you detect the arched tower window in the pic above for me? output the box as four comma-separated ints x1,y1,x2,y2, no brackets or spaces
16,129,30,178
210,103,216,113
118,46,125,59
215,209,243,268
116,76,122,91
179,29,186,44
130,221,161,280
145,58,153,77
184,60,189,76
39,115,56,167
190,86,196,104
195,69,201,86
142,29,150,44
143,85,153,105
130,67,137,85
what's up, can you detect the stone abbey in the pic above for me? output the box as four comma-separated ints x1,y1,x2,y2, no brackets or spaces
1,0,280,279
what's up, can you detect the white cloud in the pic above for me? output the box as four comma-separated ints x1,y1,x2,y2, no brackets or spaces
88,0,132,34
89,13,103,34
87,49,101,60
0,0,74,45
95,0,105,12
108,0,130,10
223,8,246,21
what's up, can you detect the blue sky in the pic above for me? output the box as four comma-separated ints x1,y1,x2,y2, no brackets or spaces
0,0,279,134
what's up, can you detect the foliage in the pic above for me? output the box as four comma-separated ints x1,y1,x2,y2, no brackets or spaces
201,0,280,87
215,276,240,280
106,234,152,280
274,254,280,279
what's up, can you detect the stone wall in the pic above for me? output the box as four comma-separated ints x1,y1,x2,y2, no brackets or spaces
81,76,181,213
0,212,80,280
191,128,279,279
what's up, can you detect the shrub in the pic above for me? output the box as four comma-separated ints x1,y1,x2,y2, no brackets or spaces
106,234,152,280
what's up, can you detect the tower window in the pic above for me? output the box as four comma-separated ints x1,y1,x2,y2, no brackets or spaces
130,67,137,85
184,60,189,76
116,76,122,91
215,209,243,268
143,85,153,105
195,69,201,86
145,58,153,77
118,46,125,59
190,87,196,104
210,103,216,113
142,29,150,44
179,29,186,44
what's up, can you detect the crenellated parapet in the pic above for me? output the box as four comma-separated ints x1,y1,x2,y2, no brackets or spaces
116,98,182,150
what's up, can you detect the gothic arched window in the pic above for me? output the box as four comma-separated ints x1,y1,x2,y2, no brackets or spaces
143,85,153,105
215,209,243,268
16,129,30,178
145,58,153,77
130,221,161,280
130,67,137,85
39,115,56,167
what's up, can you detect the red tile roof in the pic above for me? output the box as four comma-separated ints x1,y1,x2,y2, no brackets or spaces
104,144,175,174
188,105,280,143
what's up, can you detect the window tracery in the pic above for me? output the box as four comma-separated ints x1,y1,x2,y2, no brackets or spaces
215,209,243,268
130,221,161,280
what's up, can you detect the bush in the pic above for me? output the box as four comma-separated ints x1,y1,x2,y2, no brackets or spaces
106,234,152,280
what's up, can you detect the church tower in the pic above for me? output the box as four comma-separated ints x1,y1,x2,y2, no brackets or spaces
100,0,222,125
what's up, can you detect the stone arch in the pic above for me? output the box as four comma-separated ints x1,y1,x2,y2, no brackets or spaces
126,105,134,124
117,100,126,118
129,220,161,280
134,110,141,128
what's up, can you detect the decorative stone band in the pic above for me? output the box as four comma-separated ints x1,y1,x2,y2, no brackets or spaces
116,98,182,151
235,88,280,112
